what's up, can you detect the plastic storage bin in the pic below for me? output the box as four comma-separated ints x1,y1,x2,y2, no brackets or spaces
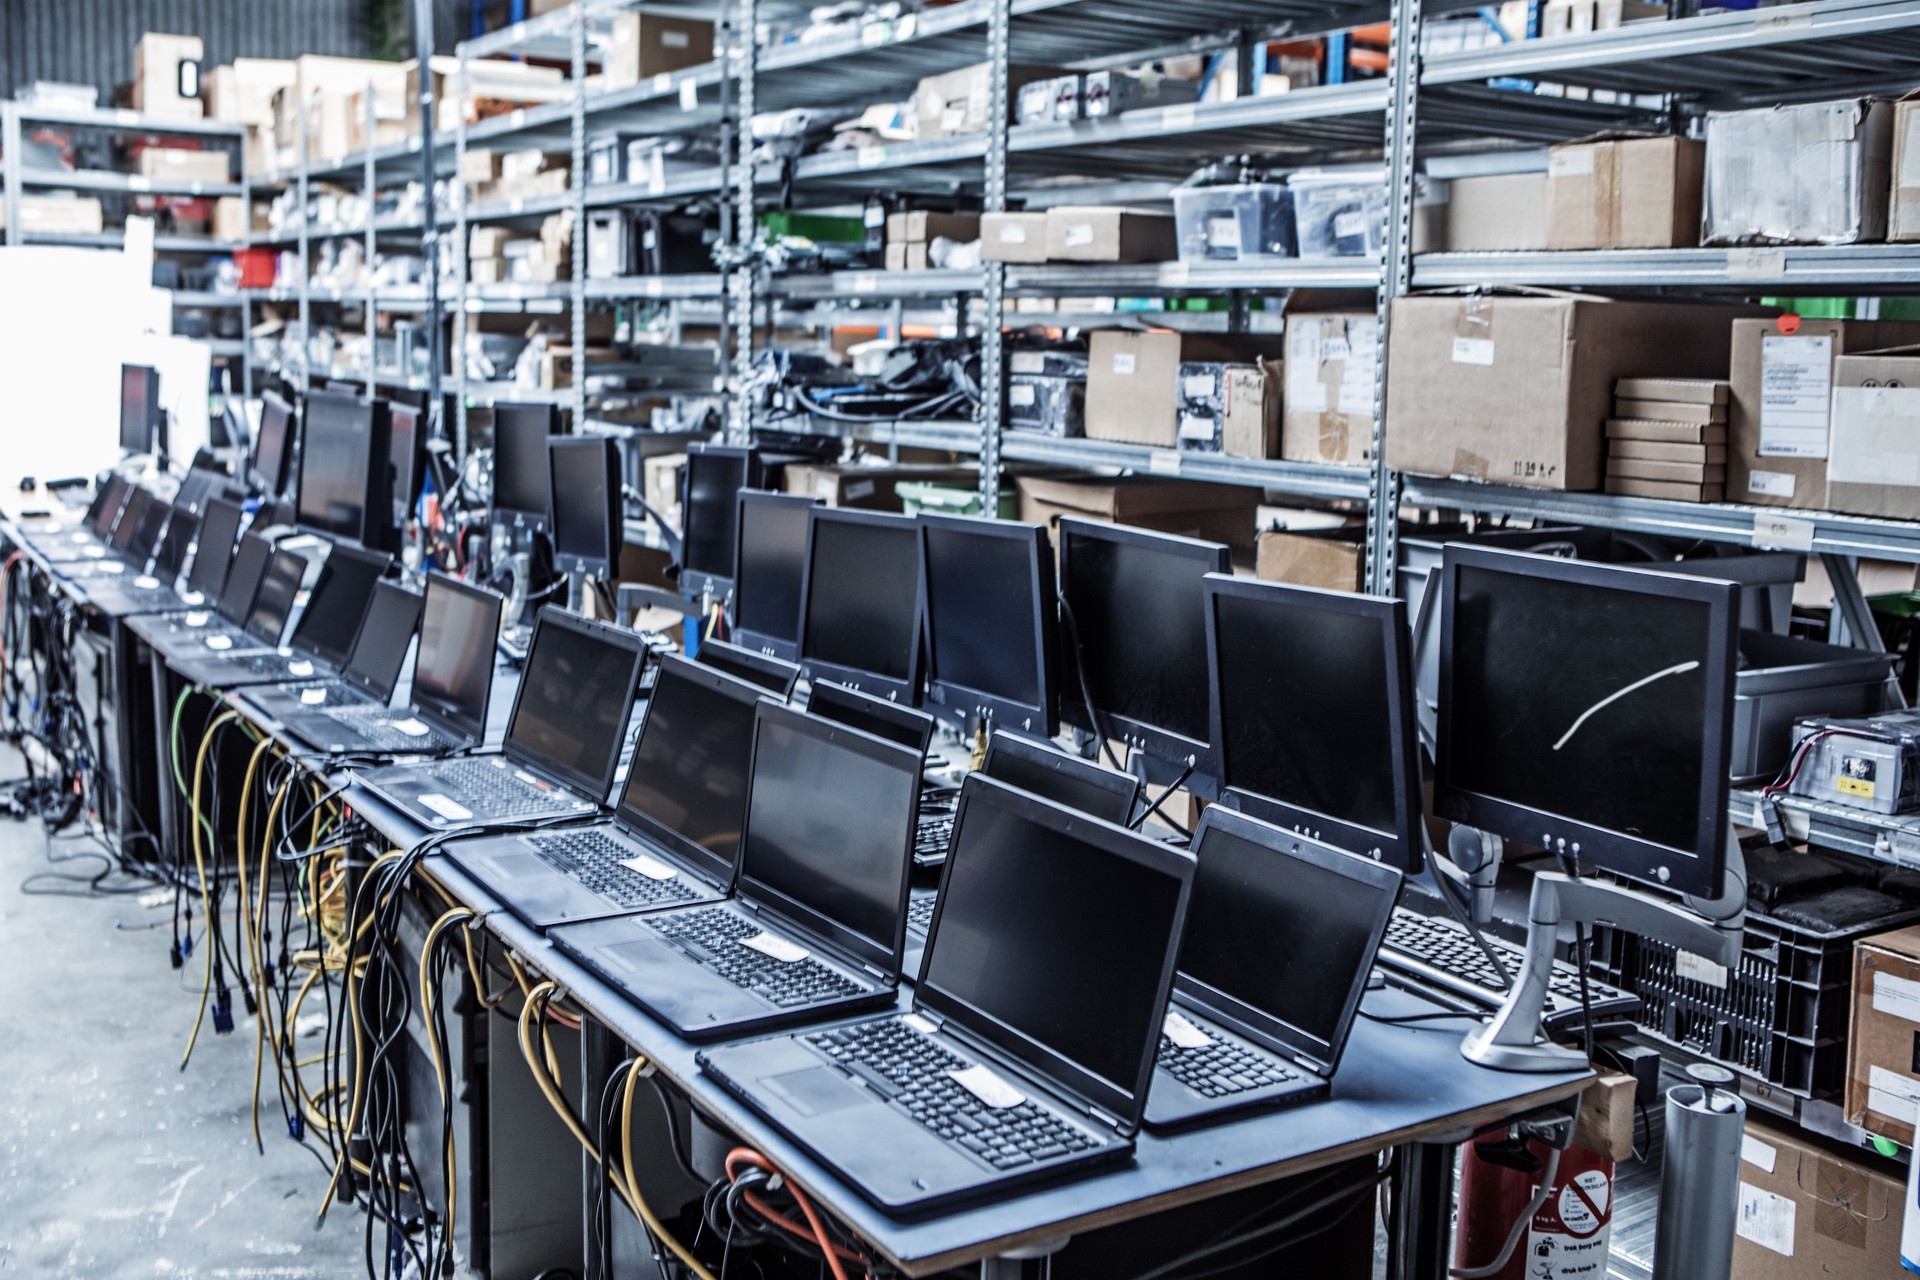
1732,630,1894,780
1290,169,1387,258
895,479,1016,520
1170,183,1296,261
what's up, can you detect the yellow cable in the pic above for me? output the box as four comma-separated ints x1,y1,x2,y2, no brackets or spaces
182,709,242,1071
620,1055,719,1280
419,906,475,1250
232,735,277,1148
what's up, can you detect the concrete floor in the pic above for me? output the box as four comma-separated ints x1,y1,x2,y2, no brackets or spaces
0,750,366,1278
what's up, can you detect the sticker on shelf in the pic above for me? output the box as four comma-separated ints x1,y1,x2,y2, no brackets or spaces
1148,449,1182,476
1726,248,1786,279
862,20,889,45
1547,149,1595,178
510,109,526,129
853,272,878,293
1158,261,1190,286
1754,5,1813,34
858,145,887,169
1160,103,1197,132
128,176,152,192
653,73,674,95
680,80,699,112
1751,512,1815,553
897,13,917,38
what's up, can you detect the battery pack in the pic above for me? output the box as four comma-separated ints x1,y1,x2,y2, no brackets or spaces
1787,710,1920,815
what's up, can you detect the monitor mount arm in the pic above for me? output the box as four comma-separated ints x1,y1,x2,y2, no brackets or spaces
1462,828,1747,1074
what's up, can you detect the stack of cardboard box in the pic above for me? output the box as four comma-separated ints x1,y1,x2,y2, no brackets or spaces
468,211,572,285
268,56,408,167
464,148,570,206
982,207,1175,264
883,211,979,271
1604,377,1729,501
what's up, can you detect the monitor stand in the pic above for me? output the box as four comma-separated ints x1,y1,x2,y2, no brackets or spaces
1460,829,1748,1074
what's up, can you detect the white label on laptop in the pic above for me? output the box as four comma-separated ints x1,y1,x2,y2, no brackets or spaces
134,576,160,589
903,1013,939,1036
205,634,233,651
1163,1009,1213,1049
99,561,124,574
949,1064,1024,1109
389,718,432,738
417,794,474,822
742,931,809,963
185,611,210,627
300,689,329,705
181,592,204,606
619,853,678,881
288,660,315,677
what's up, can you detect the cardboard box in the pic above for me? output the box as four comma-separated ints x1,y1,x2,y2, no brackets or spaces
981,212,1049,263
1017,474,1260,548
1442,173,1548,252
1830,349,1920,519
211,196,252,244
1730,317,1920,508
917,63,1057,139
1892,93,1920,241
643,452,686,532
1283,312,1379,466
1705,98,1894,246
1608,418,1727,445
605,14,714,89
1617,376,1728,404
0,196,104,235
1615,397,1724,424
205,58,294,127
1848,924,1920,1145
1605,457,1724,484
136,147,230,184
887,211,981,244
1546,135,1704,250
781,464,903,511
1385,294,1762,491
134,33,203,120
1256,526,1365,592
1176,361,1281,459
1609,439,1727,465
1733,1115,1904,1278
1605,477,1724,501
1043,207,1176,263
347,88,408,153
1087,331,1283,448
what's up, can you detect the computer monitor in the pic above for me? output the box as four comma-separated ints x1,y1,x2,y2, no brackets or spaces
693,639,800,698
805,680,934,757
410,573,504,742
919,513,1057,739
797,506,922,706
1057,518,1229,779
730,491,819,661
288,546,391,669
501,609,648,801
119,364,162,456
981,732,1138,827
175,462,232,515
295,390,395,551
252,392,295,497
1434,546,1739,898
491,403,562,534
547,436,622,579
126,488,173,566
388,404,426,530
88,475,132,541
244,548,308,647
1203,575,1425,874
680,444,763,598
186,498,246,601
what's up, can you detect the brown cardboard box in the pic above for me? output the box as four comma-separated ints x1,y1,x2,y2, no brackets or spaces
1283,312,1379,466
605,14,714,89
1546,136,1705,250
347,88,408,153
134,33,204,120
917,63,1058,139
1616,376,1728,404
1087,331,1283,448
1847,924,1920,1146
460,148,504,186
981,213,1049,263
1442,173,1549,251
1605,477,1724,501
1608,418,1728,445
0,196,104,235
1830,349,1920,519
887,211,980,244
136,148,230,184
780,464,903,511
1732,1115,1905,1278
1892,93,1920,241
1256,526,1365,592
643,453,686,532
1730,317,1920,508
1606,457,1724,484
1609,439,1727,464
205,58,295,127
1177,361,1281,459
1384,294,1763,491
1043,207,1176,263
1016,474,1260,547
211,197,253,244
1615,397,1724,424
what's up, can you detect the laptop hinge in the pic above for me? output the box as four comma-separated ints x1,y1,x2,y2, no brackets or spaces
1087,1105,1123,1133
861,963,887,979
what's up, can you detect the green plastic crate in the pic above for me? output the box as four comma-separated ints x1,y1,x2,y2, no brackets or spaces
896,479,1016,520
759,211,867,243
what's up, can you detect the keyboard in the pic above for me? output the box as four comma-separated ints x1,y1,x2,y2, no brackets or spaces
1379,909,1638,1025
527,830,699,909
914,814,955,863
1157,1033,1298,1099
425,758,569,818
226,652,318,679
907,895,937,933
648,908,864,1008
321,703,463,753
804,1019,1101,1170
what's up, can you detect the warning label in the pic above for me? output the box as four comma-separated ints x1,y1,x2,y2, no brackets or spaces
1522,1172,1612,1279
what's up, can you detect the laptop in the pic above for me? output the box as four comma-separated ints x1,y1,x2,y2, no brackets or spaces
249,575,495,756
359,607,648,828
242,577,428,745
910,731,1139,873
140,530,277,653
27,475,132,561
72,504,203,616
805,680,947,859
694,639,801,698
58,487,168,579
178,544,393,688
1144,806,1400,1130
435,655,774,927
699,774,1195,1214
550,699,923,1041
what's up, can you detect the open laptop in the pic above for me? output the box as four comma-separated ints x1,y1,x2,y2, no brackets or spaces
242,578,428,745
550,700,922,1041
26,475,133,561
72,504,203,616
910,731,1138,872
179,545,392,688
56,487,168,579
803,681,960,867
359,607,648,828
142,530,277,652
700,774,1195,1214
694,639,801,698
1144,806,1400,1130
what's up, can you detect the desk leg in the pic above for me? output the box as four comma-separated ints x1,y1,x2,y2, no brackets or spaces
980,1236,1069,1279
1387,1141,1453,1280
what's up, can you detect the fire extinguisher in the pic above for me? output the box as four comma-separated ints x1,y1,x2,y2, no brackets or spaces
1455,1111,1614,1280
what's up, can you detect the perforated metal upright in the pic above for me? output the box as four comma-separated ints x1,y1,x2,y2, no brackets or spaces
0,105,20,250
363,85,380,387
976,0,1012,512
452,55,473,457
296,98,313,387
725,0,759,446
570,5,590,426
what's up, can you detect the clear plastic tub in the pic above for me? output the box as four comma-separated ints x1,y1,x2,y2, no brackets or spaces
1171,183,1296,261
1290,170,1388,258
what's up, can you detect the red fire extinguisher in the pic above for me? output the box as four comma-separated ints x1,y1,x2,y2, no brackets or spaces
1455,1118,1614,1280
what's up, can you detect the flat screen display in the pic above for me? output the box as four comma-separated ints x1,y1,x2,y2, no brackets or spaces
805,682,932,755
621,664,761,877
120,365,158,453
343,581,424,697
492,404,558,526
253,393,294,495
154,507,197,580
733,493,813,647
296,392,374,543
548,437,618,576
922,522,1044,713
682,449,754,582
245,550,307,645
291,550,387,667
800,513,919,684
186,499,244,599
411,577,499,734
217,533,274,624
504,617,637,792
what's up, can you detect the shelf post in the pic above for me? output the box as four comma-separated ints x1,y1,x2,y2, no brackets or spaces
297,92,313,387
977,0,1012,515
364,82,378,387
454,50,472,457
414,0,445,445
725,0,759,446
1,105,19,251
571,3,589,427
1367,0,1424,596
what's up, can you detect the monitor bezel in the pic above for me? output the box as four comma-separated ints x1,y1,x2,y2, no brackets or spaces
546,435,623,580
489,402,563,535
981,730,1140,827
252,391,296,497
679,444,764,599
693,638,801,699
729,489,821,662
500,606,648,804
805,679,935,758
405,572,502,742
795,505,924,708
917,512,1058,740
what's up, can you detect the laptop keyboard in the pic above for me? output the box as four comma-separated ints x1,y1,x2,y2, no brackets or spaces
1157,1034,1298,1098
647,908,863,1007
322,703,462,753
907,895,937,933
805,1019,1102,1170
527,830,698,909
428,758,568,817
914,814,954,863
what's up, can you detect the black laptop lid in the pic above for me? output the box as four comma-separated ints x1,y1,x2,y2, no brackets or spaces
154,506,198,581
217,533,275,625
693,639,800,698
408,574,502,740
501,608,648,802
805,680,934,757
918,776,1195,1130
980,733,1138,826
736,701,922,972
127,491,173,564
187,499,246,600
342,580,425,701
244,548,308,646
88,476,132,540
617,656,767,886
289,546,391,667
108,488,152,553
1176,806,1401,1078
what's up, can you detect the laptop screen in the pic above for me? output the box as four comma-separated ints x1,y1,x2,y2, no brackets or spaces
187,499,246,599
154,507,197,580
504,612,643,799
218,534,275,624
921,779,1188,1108
619,659,763,883
693,640,798,698
128,492,173,563
738,704,920,962
411,576,499,736
291,548,389,667
805,681,933,756
732,491,814,654
982,735,1134,826
89,476,132,540
343,580,424,700
799,509,921,697
245,549,308,646
109,489,154,553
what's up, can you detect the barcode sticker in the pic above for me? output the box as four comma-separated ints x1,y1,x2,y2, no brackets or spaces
1148,449,1182,476
1727,248,1787,279
858,145,887,169
680,80,699,112
1160,104,1197,132
853,272,878,293
1451,337,1495,366
619,853,678,881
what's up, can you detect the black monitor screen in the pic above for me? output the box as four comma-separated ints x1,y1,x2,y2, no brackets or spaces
254,393,294,495
297,393,374,542
548,437,619,577
683,449,754,581
1180,823,1385,1052
801,513,919,683
1060,523,1225,751
733,493,814,647
246,550,307,645
389,406,422,524
155,507,197,580
621,664,760,877
805,682,932,754
120,365,158,453
343,581,423,695
984,738,1132,825
89,476,131,540
292,550,387,667
218,534,274,624
492,404,557,526
922,521,1046,714
412,578,498,733
923,784,1184,1096
109,489,153,553
1213,589,1399,838
505,617,637,792
187,499,245,599
740,710,917,953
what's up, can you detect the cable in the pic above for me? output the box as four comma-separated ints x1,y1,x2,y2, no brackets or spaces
1130,762,1194,837
1054,590,1126,772
1449,1144,1561,1279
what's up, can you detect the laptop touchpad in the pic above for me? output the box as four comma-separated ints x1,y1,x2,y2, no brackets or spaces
760,1067,875,1118
480,853,544,880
